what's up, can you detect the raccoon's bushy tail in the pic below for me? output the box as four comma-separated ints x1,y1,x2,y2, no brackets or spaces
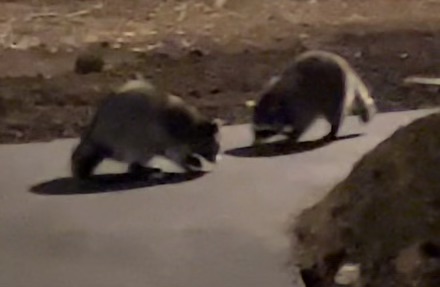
71,139,106,179
347,72,377,123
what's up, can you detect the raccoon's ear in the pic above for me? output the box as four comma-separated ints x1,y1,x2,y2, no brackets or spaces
212,118,225,128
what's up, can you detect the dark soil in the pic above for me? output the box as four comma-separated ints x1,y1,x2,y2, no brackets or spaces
0,0,440,143
291,112,440,287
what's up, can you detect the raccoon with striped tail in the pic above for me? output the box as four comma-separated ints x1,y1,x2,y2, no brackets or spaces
71,75,221,180
251,50,377,145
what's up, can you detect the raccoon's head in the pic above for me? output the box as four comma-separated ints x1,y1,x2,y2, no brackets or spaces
252,93,288,144
164,96,221,164
188,119,221,163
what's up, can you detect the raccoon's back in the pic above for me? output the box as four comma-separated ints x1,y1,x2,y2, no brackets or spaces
87,93,172,160
276,54,346,117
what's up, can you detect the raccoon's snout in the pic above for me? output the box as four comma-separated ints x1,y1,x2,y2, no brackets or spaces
202,147,220,163
193,141,220,164
200,153,216,163
210,154,219,163
357,102,376,123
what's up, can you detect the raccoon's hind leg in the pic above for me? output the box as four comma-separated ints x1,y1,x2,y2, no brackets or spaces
327,124,339,141
324,118,341,141
323,101,344,142
128,163,161,176
323,117,342,142
71,139,108,180
284,112,316,143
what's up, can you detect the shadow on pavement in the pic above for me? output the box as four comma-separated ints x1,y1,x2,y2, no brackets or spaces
225,133,362,158
30,171,206,195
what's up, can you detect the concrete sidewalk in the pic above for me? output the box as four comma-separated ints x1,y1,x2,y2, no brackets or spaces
0,109,437,287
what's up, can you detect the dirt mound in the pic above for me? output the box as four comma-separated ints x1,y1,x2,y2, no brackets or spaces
291,112,440,287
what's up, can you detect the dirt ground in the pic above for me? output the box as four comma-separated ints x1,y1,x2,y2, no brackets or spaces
1,0,440,143
292,112,440,287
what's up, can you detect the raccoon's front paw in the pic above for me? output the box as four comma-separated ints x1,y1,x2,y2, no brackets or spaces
183,155,204,172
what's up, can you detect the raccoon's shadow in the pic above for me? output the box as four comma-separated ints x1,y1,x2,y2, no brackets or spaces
225,133,362,158
30,171,206,195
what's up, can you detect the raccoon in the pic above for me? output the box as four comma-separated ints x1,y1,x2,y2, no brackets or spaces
71,77,221,179
252,50,377,144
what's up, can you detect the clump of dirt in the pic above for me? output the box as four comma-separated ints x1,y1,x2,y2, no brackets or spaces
291,112,440,287
74,52,105,74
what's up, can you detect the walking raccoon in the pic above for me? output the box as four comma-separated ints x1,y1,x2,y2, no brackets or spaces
252,50,377,144
71,77,221,179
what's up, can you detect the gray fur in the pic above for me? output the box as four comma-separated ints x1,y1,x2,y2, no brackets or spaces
252,50,377,144
71,78,220,179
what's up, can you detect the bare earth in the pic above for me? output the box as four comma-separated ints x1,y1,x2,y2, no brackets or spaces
1,0,440,143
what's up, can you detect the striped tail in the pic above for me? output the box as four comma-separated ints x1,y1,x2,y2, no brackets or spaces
348,72,377,123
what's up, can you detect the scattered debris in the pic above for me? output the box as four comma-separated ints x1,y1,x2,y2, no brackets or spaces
176,3,188,22
403,76,440,86
214,0,229,9
245,100,256,108
399,52,409,59
65,9,93,18
10,36,41,50
25,12,59,22
25,3,104,22
123,31,136,38
334,263,361,286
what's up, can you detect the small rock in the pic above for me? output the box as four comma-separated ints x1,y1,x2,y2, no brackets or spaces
400,53,409,59
188,90,201,98
245,100,256,108
299,33,310,40
334,263,361,285
48,46,59,54
188,48,205,58
131,47,146,53
74,52,105,74
112,42,122,49
210,87,221,94
100,41,110,48
214,0,228,9
123,31,136,37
